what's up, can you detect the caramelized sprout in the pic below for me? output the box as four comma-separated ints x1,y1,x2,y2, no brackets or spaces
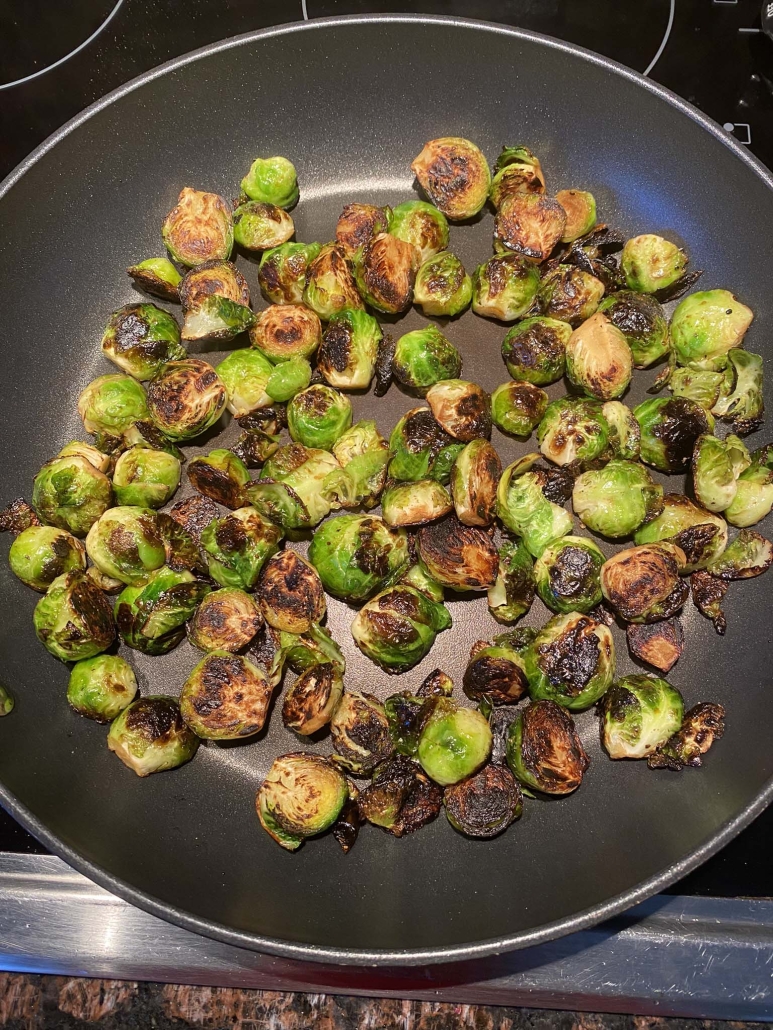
85,506,166,585
381,479,453,527
463,642,528,706
317,308,381,389
108,697,199,777
8,526,85,591
303,243,364,321
146,359,227,442
258,241,321,305
524,612,615,711
634,494,728,572
494,193,566,262
127,257,182,302
101,304,185,381
308,513,408,602
556,189,596,242
496,453,572,556
601,543,689,623
388,200,449,264
506,700,589,795
336,203,391,257
33,570,115,662
472,253,540,321
114,566,210,655
233,201,294,251
330,692,394,776
598,291,670,369
534,536,605,614
257,754,347,850
187,449,250,509
600,675,684,759
416,515,499,591
706,528,773,579
287,384,352,450
489,145,545,209
249,303,322,362
501,316,571,385
487,540,535,624
258,549,326,633
450,438,501,526
200,506,283,590
248,444,341,529
393,327,462,393
538,265,605,326
566,312,633,401
162,187,233,267
353,232,419,314
351,584,451,673
187,587,262,653
425,379,491,442
181,651,273,738
634,396,713,473
411,137,491,221
414,251,472,317
537,398,611,467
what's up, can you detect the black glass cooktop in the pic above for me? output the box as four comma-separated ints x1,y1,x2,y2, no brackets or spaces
1,0,772,899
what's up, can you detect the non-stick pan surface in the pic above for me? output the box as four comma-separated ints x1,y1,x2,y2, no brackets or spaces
1,15,772,966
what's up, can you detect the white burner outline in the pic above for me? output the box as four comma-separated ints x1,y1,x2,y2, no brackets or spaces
301,0,309,20
0,0,125,91
643,0,675,77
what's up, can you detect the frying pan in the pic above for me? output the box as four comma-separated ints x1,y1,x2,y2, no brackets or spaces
1,14,772,967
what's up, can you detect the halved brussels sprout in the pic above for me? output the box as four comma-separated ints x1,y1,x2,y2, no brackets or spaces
179,260,253,343
497,453,573,557
85,506,166,585
535,536,605,614
257,753,347,851
601,401,641,460
706,528,773,579
712,349,764,435
357,753,443,836
330,691,394,775
388,407,459,482
556,189,597,242
463,642,528,706
307,513,408,602
147,359,227,442
635,397,713,473
506,700,589,795
471,253,540,322
489,145,545,209
241,155,299,209
635,494,728,572
670,289,753,371
108,696,199,777
112,447,181,508
101,304,185,381
566,312,633,401
669,368,725,409
524,612,615,711
416,515,499,591
248,444,341,530
388,200,449,264
417,698,492,786
450,439,501,526
425,380,491,442
303,243,364,321
330,420,389,509
572,460,663,538
492,381,548,439
487,540,535,624
34,569,115,661
444,764,522,839
187,449,250,509
115,566,210,655
414,251,472,317
265,357,312,403
67,654,137,722
181,651,273,739
494,193,566,262
538,265,605,326
252,306,322,366
381,480,453,527
258,549,326,632
336,203,391,257
200,506,283,589
537,398,610,467
600,674,684,759
724,453,773,528
353,232,419,314
215,349,273,418
692,433,738,512
648,702,726,770
317,308,381,389
127,257,182,302
233,201,294,251
597,291,670,369
626,619,684,674
187,587,262,652
32,455,112,538
621,235,687,294
287,384,352,450
691,569,728,633
8,525,85,591
78,374,150,451
501,316,571,385
411,137,491,221
393,327,462,393
258,242,322,307
162,187,233,267
351,583,451,672
601,543,688,623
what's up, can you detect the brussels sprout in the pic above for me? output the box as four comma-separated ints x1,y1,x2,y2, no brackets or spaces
621,235,687,294
233,201,294,251
497,454,573,557
317,308,381,389
450,438,501,526
257,753,347,849
669,368,725,409
626,619,684,674
330,420,389,509
416,516,498,591
487,540,535,624
393,327,462,393
146,359,227,442
351,583,451,672
491,381,547,438
200,506,283,589
506,700,589,795
489,145,545,209
85,506,166,585
635,397,712,473
411,137,491,220
187,449,250,509
384,692,428,756
357,754,443,836
501,316,571,385
444,765,522,839
648,702,726,770
120,422,182,460
417,699,492,786
382,480,453,527
115,566,209,654
495,193,567,263
213,349,272,419
425,380,491,442
597,291,670,369
162,187,233,267
524,612,614,711
258,241,322,305
670,289,753,371
724,459,773,528
258,549,326,633
78,374,150,450
34,570,115,661
108,696,199,777
712,349,764,435
706,528,773,579
538,265,605,327
691,569,728,633
101,304,185,381
180,651,273,739
57,441,112,473
336,203,391,257
635,494,728,572
534,536,605,614
178,259,253,343
248,444,341,529
32,455,112,538
600,674,684,759
463,643,528,706
187,587,262,652
308,514,408,602
303,243,364,320
281,660,344,736
287,384,352,450
387,200,448,262
0,497,41,535
556,189,597,243
112,447,181,508
331,798,361,853
8,526,85,591
692,433,737,512
67,654,138,722
353,232,419,314
572,460,663,538
537,398,611,467
471,253,540,322
271,623,345,684
329,691,393,776
241,155,298,209
127,257,182,302
601,543,688,623
414,251,472,317
388,407,458,482
598,401,639,461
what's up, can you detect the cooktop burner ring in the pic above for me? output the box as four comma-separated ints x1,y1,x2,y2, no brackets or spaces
643,0,675,76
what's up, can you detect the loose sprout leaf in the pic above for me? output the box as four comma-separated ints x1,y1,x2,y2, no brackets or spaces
706,529,773,579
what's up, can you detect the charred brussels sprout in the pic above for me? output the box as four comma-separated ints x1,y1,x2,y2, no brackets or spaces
556,189,597,242
330,692,393,775
426,379,491,442
78,374,150,450
108,696,199,777
353,232,419,314
724,451,773,528
336,203,391,257
381,480,453,527
537,398,611,467
416,516,498,591
566,313,633,401
241,155,299,209
601,543,688,623
282,661,344,735
303,243,363,321
8,526,85,591
411,137,491,221
287,384,352,450
33,570,115,662
258,241,321,305
112,447,181,508
257,754,347,850
308,514,408,602
538,265,605,326
351,584,451,673
115,566,209,655
600,675,684,759
494,193,566,263
85,506,166,585
450,438,501,526
496,454,573,557
598,291,670,369
233,201,294,251
670,290,753,371
692,433,741,512
489,145,545,209
215,349,273,417
506,700,589,795
414,252,472,317
181,651,273,739
712,349,764,435
602,401,641,460
707,528,773,579
501,316,571,385
200,506,283,590
572,460,663,538
388,407,460,482
445,765,523,839
388,200,449,264
32,455,112,537
358,754,443,836
648,702,726,770
463,642,528,706
67,654,137,722
491,381,547,437
472,253,540,322
101,304,184,381
187,587,262,652
534,536,605,614
524,612,615,711
621,235,687,294
162,187,233,267
634,396,712,473
248,444,341,529
635,495,728,572
178,260,253,344
187,449,250,509
487,540,536,624
417,699,492,786
127,257,182,302
146,359,227,442
250,304,322,363
258,549,326,632
317,308,381,389
331,420,389,509
393,327,462,393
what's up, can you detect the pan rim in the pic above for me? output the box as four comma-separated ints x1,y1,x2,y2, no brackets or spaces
2,12,772,966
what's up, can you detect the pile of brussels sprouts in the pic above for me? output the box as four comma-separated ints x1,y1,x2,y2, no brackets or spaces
3,135,768,852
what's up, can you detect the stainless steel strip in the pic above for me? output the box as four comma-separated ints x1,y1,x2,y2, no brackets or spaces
0,854,770,1019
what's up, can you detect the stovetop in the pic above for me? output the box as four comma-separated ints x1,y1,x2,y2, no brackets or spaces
1,0,772,901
